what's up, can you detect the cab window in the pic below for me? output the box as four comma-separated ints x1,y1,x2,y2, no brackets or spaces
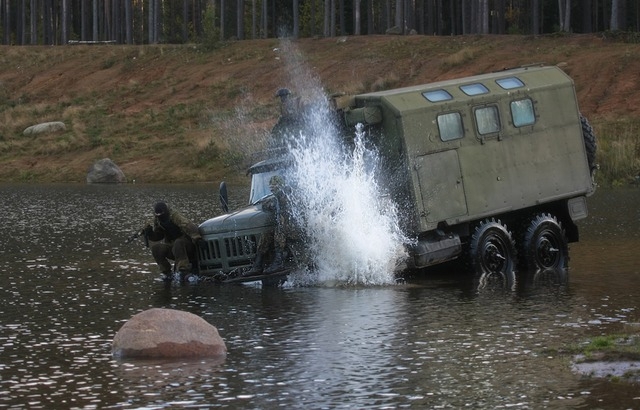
437,112,464,141
510,98,536,127
249,170,282,205
474,106,501,135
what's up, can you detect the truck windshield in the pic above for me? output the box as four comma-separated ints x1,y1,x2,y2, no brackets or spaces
249,170,283,205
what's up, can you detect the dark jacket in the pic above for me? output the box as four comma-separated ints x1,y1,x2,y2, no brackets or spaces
145,208,201,244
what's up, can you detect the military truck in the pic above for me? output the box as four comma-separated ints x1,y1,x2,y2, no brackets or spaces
197,64,596,285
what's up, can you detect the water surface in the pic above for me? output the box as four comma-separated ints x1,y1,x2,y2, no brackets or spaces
1,184,639,409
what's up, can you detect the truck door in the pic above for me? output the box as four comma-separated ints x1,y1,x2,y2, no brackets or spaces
415,150,468,224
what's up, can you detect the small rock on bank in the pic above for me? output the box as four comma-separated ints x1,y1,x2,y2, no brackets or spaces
23,121,66,136
112,308,227,359
86,158,126,183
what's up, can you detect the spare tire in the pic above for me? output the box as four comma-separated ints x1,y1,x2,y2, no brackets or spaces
580,113,597,175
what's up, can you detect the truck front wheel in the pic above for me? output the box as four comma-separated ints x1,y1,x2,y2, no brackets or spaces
468,219,517,290
522,213,568,273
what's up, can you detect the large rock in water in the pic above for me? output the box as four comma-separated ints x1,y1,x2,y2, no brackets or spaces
86,158,126,183
112,308,227,359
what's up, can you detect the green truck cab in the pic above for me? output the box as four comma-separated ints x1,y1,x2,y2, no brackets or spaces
197,156,289,281
197,64,596,284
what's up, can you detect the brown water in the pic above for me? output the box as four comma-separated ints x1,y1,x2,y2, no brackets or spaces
1,183,638,409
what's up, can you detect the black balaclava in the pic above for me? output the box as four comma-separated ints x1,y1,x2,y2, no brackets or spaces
154,202,170,222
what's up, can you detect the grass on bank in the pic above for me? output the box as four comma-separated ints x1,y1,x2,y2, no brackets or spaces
594,117,640,186
1,94,639,185
556,325,640,383
570,332,640,362
0,85,275,183
0,39,639,184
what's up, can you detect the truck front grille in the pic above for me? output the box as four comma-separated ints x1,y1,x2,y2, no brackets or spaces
198,234,260,274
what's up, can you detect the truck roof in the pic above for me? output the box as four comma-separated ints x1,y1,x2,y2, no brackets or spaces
247,155,292,175
355,64,572,115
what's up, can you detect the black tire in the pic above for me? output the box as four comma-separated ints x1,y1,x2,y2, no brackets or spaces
468,219,517,290
580,113,597,175
522,213,568,273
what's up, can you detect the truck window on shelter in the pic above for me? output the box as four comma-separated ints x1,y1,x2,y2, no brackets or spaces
437,112,464,141
511,98,536,127
496,77,524,90
423,89,453,102
474,106,501,135
460,83,489,96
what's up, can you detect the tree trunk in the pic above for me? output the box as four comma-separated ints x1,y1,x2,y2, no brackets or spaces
262,0,267,38
3,0,10,44
331,0,336,36
220,0,225,39
610,0,620,31
94,0,99,41
533,0,540,34
425,0,433,35
237,0,244,39
353,0,360,35
481,0,489,34
20,0,26,44
311,0,316,36
384,0,391,32
30,0,36,44
293,0,299,38
251,0,256,38
367,0,373,34
43,0,52,44
558,0,570,32
339,0,345,35
324,0,330,36
148,0,154,42
405,0,414,32
395,0,403,32
495,0,505,34
125,0,132,43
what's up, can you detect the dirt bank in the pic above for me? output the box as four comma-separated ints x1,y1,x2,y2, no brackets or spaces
0,34,639,183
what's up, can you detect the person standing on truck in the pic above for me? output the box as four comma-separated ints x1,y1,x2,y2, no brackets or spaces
270,87,304,148
245,175,295,276
140,201,202,281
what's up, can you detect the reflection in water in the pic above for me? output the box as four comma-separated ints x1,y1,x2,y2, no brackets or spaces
0,184,639,408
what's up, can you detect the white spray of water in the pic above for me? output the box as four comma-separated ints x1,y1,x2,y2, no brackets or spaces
288,126,408,285
274,39,409,286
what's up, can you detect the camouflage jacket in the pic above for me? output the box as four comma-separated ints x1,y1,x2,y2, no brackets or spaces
144,209,201,244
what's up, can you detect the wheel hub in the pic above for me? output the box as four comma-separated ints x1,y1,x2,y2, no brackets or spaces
483,242,506,271
536,235,559,268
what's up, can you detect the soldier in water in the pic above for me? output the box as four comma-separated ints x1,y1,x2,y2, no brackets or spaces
140,201,202,281
245,175,296,276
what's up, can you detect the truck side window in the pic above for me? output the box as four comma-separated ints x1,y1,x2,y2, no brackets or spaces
496,77,524,89
460,83,489,96
474,106,501,135
510,98,536,127
423,90,453,102
437,112,464,141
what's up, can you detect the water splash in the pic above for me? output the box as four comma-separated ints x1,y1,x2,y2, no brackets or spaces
273,38,408,286
286,113,408,286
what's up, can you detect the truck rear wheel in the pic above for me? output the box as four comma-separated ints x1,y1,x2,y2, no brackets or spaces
468,219,517,290
522,213,568,272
